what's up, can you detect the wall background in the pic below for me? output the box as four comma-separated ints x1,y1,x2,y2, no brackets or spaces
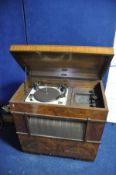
0,0,116,105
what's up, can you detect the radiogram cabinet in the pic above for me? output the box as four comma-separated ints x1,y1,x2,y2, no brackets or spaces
9,45,114,160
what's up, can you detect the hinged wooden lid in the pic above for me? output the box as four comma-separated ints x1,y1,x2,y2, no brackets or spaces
10,45,114,80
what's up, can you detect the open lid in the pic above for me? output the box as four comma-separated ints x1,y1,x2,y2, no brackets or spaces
10,45,114,80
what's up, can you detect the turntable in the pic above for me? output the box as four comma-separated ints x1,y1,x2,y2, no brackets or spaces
9,45,113,160
25,84,68,105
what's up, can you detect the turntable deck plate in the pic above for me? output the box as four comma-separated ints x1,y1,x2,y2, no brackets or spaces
34,87,60,102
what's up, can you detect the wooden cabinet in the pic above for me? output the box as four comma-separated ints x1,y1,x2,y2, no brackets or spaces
9,45,113,160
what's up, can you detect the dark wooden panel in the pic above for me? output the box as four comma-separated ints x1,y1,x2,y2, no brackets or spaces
18,134,99,160
86,122,105,141
13,114,28,133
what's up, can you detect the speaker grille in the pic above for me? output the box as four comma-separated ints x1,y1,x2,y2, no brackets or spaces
28,117,86,141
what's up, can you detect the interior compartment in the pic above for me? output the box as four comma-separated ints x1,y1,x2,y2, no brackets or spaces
71,82,105,108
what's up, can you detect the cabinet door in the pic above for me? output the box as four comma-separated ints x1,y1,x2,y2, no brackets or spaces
27,116,86,141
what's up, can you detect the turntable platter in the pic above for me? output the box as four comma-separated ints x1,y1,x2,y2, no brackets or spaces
33,87,60,102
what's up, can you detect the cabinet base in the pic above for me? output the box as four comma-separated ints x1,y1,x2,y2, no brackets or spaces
18,134,99,161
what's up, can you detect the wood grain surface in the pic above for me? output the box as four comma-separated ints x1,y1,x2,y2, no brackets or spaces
18,134,99,161
10,45,113,55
